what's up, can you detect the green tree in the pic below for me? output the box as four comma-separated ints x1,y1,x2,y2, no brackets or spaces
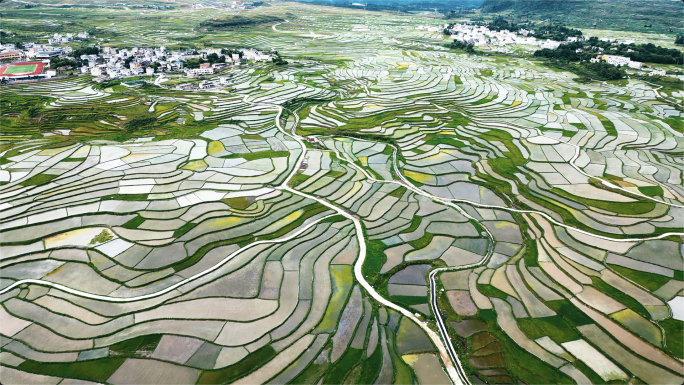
26,103,43,118
70,46,100,58
125,115,157,132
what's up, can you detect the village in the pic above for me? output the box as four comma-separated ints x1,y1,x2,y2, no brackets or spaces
0,31,279,88
416,23,675,76
82,46,274,80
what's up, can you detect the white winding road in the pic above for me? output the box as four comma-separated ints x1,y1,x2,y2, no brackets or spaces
272,19,290,32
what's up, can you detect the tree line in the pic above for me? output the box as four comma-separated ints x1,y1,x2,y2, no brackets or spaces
486,17,583,41
533,37,683,65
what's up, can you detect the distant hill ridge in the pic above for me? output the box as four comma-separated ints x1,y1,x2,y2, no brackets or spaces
478,0,682,35
480,0,586,13
480,0,579,14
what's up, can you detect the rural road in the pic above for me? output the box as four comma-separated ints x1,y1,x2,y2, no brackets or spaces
2,95,682,385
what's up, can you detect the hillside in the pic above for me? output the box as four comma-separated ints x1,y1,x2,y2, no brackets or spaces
479,0,683,35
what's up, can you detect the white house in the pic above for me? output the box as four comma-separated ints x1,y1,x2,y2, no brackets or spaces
601,55,631,66
540,40,562,49
185,67,215,77
198,80,215,89
35,50,61,59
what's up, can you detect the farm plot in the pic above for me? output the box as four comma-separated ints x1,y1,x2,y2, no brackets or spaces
1,2,683,384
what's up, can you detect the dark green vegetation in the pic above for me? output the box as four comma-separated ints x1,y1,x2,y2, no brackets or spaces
535,59,624,82
546,300,593,326
0,94,51,120
447,127,668,239
125,115,157,132
446,304,576,385
322,348,364,384
478,0,683,35
221,150,291,162
121,215,146,230
608,265,673,292
13,334,164,382
173,222,198,238
448,40,475,54
70,45,100,58
486,17,582,40
361,236,405,287
198,347,276,384
287,172,313,188
637,185,664,197
517,317,581,344
89,230,114,245
360,225,440,313
0,82,216,142
480,0,570,14
357,342,383,383
184,53,227,69
272,52,288,66
292,314,409,384
476,283,509,300
100,194,149,201
660,319,684,359
173,203,330,273
223,196,256,210
535,38,683,65
199,15,284,30
591,277,651,319
110,334,163,356
552,187,655,215
19,173,58,186
50,56,79,69
17,358,126,383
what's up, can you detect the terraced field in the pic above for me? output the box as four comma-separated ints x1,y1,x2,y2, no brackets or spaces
1,3,683,385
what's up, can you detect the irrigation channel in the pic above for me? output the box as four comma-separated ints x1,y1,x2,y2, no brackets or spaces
2,95,683,385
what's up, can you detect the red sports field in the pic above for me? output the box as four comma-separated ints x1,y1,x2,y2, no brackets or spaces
0,62,45,77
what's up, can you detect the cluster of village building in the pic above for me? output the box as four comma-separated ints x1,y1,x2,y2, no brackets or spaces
48,32,90,45
191,0,257,10
418,24,663,72
0,35,276,82
84,46,273,79
424,24,566,49
0,32,91,62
